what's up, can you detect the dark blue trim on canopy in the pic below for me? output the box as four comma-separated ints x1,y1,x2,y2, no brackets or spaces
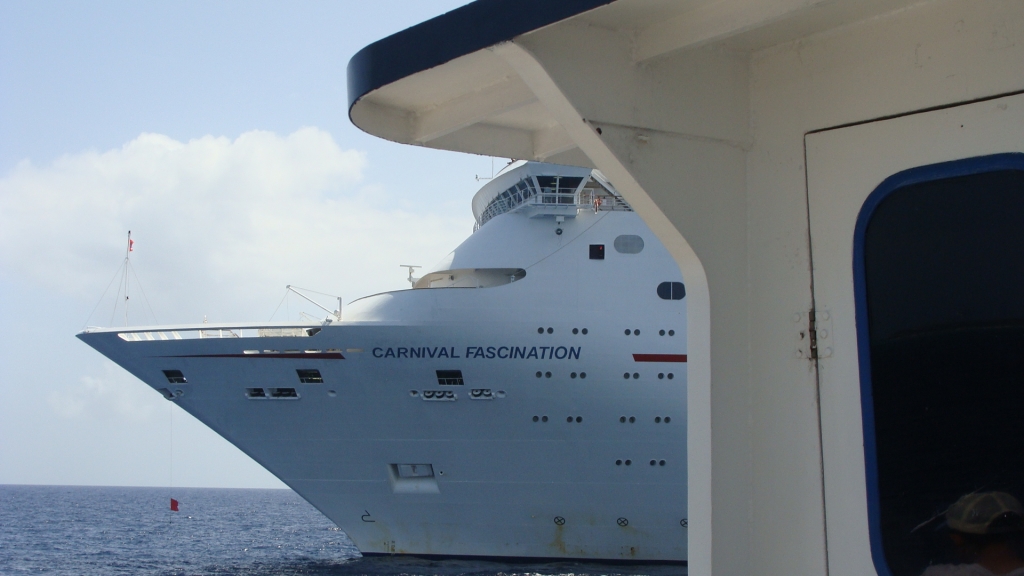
852,152,1024,576
347,0,615,114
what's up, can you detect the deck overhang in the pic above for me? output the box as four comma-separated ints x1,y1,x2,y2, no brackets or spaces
348,0,921,164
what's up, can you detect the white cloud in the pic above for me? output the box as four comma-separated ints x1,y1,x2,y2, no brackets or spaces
47,361,160,421
0,128,474,325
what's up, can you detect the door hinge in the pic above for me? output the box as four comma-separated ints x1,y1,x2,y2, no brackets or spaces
808,309,819,360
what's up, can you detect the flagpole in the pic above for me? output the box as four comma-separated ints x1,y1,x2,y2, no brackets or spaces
124,231,131,327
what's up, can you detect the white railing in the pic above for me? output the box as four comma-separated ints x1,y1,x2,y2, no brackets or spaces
116,325,315,341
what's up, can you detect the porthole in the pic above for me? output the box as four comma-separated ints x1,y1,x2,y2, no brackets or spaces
576,416,582,423
536,371,542,378
633,329,640,336
658,373,665,379
572,328,579,334
613,234,645,254
629,416,636,423
624,329,631,336
545,371,552,378
664,416,671,423
533,416,539,422
616,459,623,466
659,330,665,336
620,416,626,423
667,373,674,380
537,327,544,334
668,330,675,336
547,327,553,334
580,372,587,379
582,328,588,335
623,372,630,379
625,459,632,466
567,416,573,423
656,281,686,300
571,372,577,379
655,417,662,423
633,372,640,379
650,460,657,466
542,416,548,422
659,460,666,466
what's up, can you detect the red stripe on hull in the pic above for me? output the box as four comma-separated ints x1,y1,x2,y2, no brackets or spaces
632,353,687,363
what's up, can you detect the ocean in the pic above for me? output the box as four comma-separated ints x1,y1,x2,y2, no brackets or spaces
0,485,683,576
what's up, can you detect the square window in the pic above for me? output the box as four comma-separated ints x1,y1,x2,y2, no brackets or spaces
162,370,187,384
296,369,323,384
589,244,605,260
436,370,464,386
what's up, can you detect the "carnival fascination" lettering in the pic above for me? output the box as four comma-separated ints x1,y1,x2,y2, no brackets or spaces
372,346,581,360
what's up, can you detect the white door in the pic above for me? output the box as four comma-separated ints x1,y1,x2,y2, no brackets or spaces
806,93,1024,576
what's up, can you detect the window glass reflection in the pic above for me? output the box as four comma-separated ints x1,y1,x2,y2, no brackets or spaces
862,168,1024,576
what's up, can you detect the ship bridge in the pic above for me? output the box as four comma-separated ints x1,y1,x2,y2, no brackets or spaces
471,161,630,230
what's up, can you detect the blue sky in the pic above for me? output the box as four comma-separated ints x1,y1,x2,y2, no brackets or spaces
0,0,502,488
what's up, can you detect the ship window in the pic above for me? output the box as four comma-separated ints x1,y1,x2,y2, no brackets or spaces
246,388,266,399
613,235,644,254
162,370,187,384
436,370,464,386
856,161,1024,576
395,464,434,478
589,244,605,260
268,388,298,399
657,282,685,300
296,369,322,384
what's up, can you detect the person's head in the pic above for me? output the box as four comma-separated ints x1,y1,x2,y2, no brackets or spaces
945,491,1024,562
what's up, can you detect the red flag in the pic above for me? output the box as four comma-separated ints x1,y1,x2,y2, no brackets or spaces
129,238,134,252
170,498,179,512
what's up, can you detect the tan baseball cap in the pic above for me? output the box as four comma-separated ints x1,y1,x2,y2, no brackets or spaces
946,491,1024,534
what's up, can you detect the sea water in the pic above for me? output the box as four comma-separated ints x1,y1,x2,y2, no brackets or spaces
0,485,683,576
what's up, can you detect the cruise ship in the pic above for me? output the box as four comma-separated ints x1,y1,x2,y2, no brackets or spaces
78,161,689,562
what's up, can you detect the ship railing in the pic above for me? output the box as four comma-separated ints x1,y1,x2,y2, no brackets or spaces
580,189,633,212
114,324,319,342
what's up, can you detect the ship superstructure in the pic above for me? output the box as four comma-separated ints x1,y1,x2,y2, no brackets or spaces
79,162,689,562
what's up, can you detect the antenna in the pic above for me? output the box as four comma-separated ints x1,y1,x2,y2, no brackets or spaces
124,231,132,326
400,265,421,287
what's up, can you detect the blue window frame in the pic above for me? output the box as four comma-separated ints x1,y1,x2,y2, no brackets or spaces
853,153,1024,576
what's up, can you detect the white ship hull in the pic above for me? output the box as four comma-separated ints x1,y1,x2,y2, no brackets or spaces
79,163,689,562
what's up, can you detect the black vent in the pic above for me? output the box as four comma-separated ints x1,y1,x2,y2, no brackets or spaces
296,369,323,383
162,370,187,384
436,370,464,386
589,244,605,260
